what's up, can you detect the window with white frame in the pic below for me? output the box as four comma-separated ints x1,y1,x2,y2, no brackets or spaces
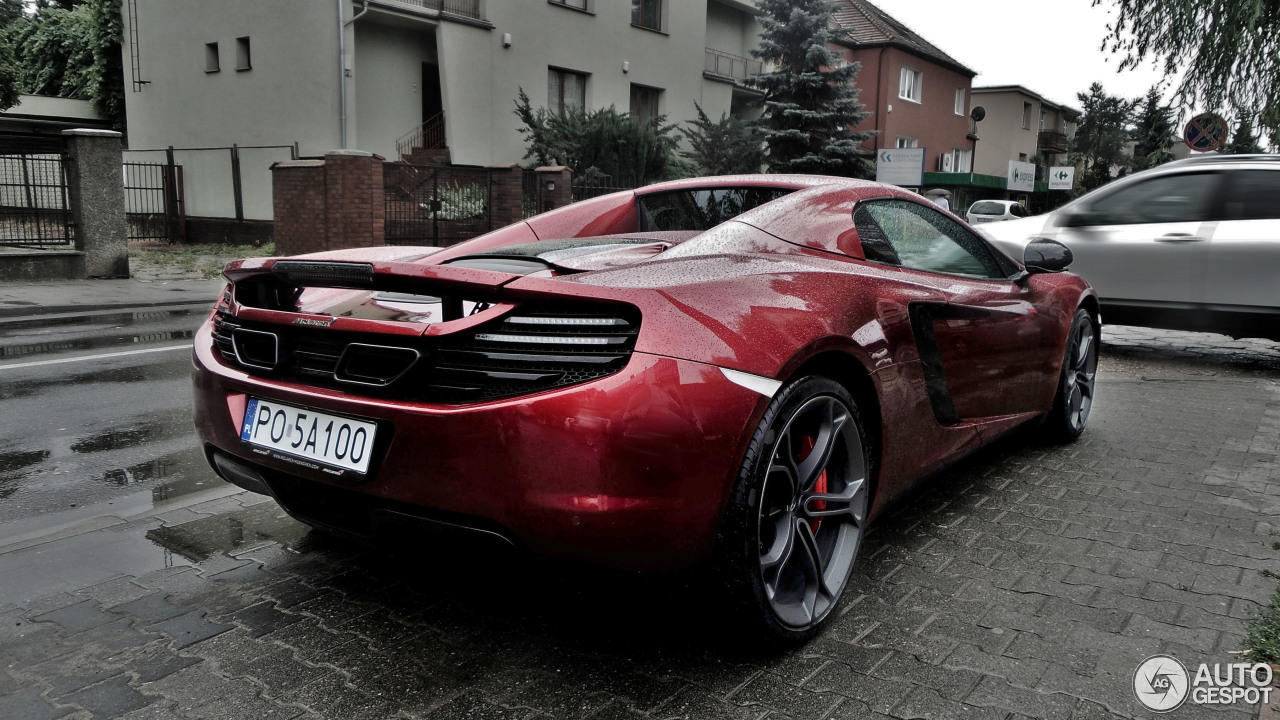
896,137,918,148
952,148,971,173
548,68,587,115
899,67,923,103
954,87,965,116
1021,102,1032,129
1039,108,1046,131
550,0,589,9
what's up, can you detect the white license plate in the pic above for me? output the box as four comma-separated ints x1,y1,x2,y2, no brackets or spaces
240,398,377,474
972,217,991,223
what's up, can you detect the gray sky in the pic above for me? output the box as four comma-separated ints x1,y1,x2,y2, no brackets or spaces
872,0,1176,112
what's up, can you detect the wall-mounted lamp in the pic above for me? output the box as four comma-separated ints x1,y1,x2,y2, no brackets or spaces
622,61,630,74
502,33,512,48
546,180,556,192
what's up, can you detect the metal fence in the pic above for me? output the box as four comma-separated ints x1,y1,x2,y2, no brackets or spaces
571,174,637,203
521,170,540,219
387,0,481,19
123,161,184,243
0,154,73,248
385,163,492,246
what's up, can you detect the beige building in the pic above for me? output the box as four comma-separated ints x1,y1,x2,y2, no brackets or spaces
969,85,1078,179
120,0,764,220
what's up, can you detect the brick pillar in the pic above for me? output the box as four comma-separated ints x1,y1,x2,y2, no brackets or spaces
62,129,128,278
270,150,385,256
323,150,384,252
535,166,573,213
486,163,524,230
271,160,325,257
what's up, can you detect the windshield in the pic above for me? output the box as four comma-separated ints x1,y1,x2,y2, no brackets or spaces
638,187,795,232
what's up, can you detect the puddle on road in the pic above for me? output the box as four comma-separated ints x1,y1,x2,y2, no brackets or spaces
0,449,50,474
0,449,51,500
0,328,195,360
0,307,202,336
146,501,312,564
71,412,192,455
0,361,192,401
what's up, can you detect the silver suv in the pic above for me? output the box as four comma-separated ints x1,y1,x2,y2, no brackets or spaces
979,155,1280,340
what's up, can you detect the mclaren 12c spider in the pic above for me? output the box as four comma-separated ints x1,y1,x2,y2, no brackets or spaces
193,175,1098,640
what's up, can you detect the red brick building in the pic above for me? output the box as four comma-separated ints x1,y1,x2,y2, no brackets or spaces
830,1,978,192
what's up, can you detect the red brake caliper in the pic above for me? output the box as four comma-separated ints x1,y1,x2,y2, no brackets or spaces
801,436,827,534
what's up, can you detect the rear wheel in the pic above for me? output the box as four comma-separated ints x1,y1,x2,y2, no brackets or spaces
718,377,872,642
1043,308,1099,441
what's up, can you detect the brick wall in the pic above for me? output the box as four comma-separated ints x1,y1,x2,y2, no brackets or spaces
271,151,385,256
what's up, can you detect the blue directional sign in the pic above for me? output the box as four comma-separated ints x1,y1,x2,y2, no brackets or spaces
1184,113,1228,152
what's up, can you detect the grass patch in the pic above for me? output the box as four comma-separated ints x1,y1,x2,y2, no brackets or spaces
1247,584,1280,664
131,242,276,279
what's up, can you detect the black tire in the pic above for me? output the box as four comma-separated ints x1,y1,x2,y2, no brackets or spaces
1042,308,1099,442
716,376,873,643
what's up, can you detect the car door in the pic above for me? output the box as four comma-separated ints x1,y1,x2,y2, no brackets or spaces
1203,168,1280,310
855,199,1059,421
1054,171,1223,304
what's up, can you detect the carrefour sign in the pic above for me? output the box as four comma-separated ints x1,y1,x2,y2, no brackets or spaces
876,148,925,187
1007,160,1036,192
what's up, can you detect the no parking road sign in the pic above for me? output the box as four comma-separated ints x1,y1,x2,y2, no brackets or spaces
1184,113,1229,152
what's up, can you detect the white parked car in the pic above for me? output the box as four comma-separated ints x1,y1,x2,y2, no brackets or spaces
978,155,1280,340
966,200,1030,224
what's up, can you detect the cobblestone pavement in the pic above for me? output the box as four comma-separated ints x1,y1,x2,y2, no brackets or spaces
2,326,1279,720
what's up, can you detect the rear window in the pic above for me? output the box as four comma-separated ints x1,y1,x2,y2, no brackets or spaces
638,187,794,232
1223,169,1280,220
969,201,1006,215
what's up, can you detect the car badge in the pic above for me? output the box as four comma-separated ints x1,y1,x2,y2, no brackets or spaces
293,317,337,328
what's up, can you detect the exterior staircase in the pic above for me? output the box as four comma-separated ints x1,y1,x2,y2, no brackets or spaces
396,113,449,165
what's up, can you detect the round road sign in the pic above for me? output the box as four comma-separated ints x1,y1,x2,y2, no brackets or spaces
1184,113,1229,152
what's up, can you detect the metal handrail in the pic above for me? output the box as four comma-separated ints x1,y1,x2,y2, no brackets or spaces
377,0,481,20
704,47,763,82
396,113,447,160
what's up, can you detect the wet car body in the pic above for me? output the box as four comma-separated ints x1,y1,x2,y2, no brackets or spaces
193,175,1097,637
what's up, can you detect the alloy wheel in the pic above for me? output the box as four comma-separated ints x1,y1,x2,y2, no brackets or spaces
756,395,868,629
1063,318,1098,433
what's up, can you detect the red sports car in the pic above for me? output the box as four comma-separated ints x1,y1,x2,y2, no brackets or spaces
193,175,1097,640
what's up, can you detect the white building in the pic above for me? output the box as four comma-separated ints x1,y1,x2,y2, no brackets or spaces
121,0,764,221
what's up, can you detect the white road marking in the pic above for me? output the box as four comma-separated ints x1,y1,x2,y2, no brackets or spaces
0,343,193,370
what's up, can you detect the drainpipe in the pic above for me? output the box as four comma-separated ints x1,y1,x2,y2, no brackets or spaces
338,0,371,149
874,46,887,149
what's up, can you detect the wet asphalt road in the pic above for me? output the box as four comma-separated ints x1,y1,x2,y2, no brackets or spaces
0,308,211,526
1,309,1279,719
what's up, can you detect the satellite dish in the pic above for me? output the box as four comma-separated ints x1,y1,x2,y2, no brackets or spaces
970,106,986,122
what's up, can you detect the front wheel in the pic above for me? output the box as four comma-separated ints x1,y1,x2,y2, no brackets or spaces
1043,308,1099,441
717,377,873,643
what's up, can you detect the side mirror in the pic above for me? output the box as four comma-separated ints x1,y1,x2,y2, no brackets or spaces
1023,238,1073,273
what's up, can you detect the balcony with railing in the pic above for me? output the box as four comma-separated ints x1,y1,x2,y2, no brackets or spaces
704,48,762,84
1037,130,1069,154
369,0,481,21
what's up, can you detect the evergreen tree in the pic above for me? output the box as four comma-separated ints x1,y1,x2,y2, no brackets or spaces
1099,0,1280,138
1223,117,1265,154
514,89,686,187
747,0,873,177
1130,87,1176,171
678,103,765,175
1069,83,1135,192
